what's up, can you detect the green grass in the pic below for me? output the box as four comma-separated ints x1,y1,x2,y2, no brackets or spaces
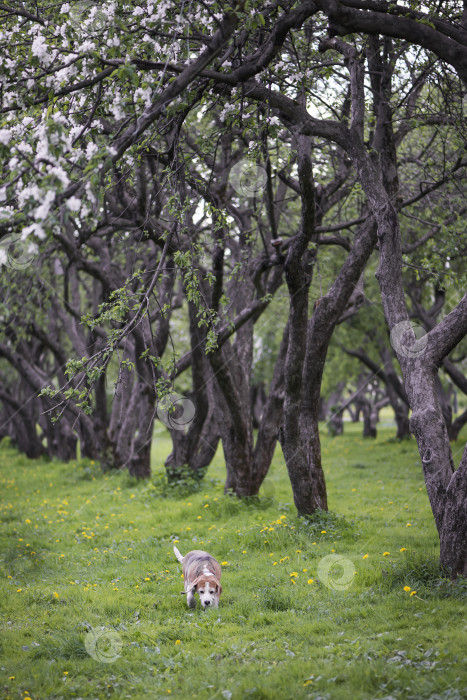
1,422,466,700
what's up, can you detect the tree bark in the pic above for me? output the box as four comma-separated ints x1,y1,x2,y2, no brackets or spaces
278,132,327,514
320,34,467,576
165,300,220,480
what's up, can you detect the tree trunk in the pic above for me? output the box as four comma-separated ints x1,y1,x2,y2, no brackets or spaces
128,343,156,478
328,411,344,436
279,133,327,515
361,399,376,438
251,320,288,491
128,381,154,479
319,34,467,576
209,335,256,496
450,407,467,441
251,382,267,429
379,346,411,439
165,300,220,481
439,443,467,577
408,368,467,578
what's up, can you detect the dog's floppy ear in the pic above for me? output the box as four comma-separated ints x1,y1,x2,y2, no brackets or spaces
215,581,223,596
184,576,202,594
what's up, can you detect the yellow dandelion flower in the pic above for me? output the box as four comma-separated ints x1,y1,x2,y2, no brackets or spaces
296,550,301,554
221,561,228,566
383,552,389,556
307,579,314,584
242,550,247,554
321,530,326,534
403,586,411,592
144,577,150,581
406,523,412,527
289,572,298,577
400,548,406,552
175,640,181,645
410,590,417,596
363,554,369,559
53,592,59,598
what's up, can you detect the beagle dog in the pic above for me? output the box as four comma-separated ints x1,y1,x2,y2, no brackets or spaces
173,546,222,609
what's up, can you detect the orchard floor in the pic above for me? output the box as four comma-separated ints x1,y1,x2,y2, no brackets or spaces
1,423,466,700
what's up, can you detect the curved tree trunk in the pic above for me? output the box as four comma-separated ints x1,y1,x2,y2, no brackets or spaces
165,300,220,481
450,407,467,442
331,34,467,577
279,133,327,514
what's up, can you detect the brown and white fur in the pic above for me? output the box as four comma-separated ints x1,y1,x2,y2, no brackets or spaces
173,546,222,609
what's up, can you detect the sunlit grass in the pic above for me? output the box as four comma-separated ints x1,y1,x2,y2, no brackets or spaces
1,422,466,699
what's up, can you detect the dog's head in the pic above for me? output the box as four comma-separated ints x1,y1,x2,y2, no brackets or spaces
187,576,222,608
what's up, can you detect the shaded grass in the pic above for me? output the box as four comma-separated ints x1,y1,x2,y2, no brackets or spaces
0,423,466,699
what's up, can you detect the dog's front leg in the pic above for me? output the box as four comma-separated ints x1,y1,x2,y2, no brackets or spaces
186,589,197,608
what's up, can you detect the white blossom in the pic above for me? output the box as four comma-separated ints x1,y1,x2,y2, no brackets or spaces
22,222,46,240
48,165,70,188
35,123,50,160
86,142,98,159
134,86,152,107
0,128,12,145
31,35,52,66
79,40,95,52
34,190,55,221
18,183,41,208
67,196,81,212
110,101,125,120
